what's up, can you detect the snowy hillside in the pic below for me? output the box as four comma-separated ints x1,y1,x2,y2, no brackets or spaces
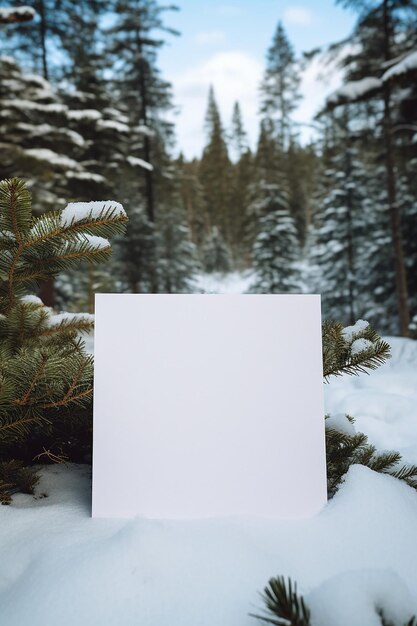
1,316,417,625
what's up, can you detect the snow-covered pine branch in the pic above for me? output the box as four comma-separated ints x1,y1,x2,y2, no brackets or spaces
0,5,35,24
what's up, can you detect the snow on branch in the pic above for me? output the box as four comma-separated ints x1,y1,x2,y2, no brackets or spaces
126,155,154,171
97,119,129,133
0,6,35,24
66,109,102,122
24,148,80,171
326,77,382,108
60,200,126,228
135,124,156,137
44,311,94,330
383,50,417,82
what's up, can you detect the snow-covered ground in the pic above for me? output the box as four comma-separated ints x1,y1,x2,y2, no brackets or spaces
2,280,417,626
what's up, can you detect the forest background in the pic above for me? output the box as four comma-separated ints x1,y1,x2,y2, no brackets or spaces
1,0,417,337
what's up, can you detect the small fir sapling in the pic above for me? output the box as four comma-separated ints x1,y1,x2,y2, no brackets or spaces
0,178,127,503
253,320,417,626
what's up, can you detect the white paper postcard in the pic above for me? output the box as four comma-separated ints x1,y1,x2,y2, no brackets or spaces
92,294,326,519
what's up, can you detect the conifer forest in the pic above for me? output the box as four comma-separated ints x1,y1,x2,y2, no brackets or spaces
1,3,417,626
0,0,416,336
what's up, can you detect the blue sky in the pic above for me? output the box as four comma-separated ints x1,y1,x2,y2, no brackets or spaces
158,1,357,157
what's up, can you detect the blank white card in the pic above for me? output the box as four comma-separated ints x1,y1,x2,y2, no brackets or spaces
92,294,327,519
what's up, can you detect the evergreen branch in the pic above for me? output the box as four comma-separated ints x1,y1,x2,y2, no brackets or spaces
0,413,46,439
250,576,311,626
14,353,49,406
0,178,31,241
322,320,391,381
40,387,93,409
24,212,128,249
16,246,112,279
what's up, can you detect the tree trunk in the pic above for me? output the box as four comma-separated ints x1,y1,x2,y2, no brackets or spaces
382,85,410,335
382,0,410,336
38,0,48,81
137,33,158,293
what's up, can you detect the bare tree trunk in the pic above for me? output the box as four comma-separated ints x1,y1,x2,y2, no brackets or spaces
382,0,410,336
38,0,48,81
137,32,158,293
343,114,355,326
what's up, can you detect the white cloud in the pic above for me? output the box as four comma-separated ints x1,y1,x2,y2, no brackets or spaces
171,51,263,158
194,31,226,46
283,6,314,26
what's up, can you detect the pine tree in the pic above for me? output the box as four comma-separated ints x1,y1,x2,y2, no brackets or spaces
176,154,207,248
116,205,157,294
0,56,87,212
250,183,300,294
259,21,301,150
105,0,179,292
199,86,233,246
157,206,197,293
230,147,254,264
326,0,417,335
309,110,373,325
53,0,107,92
202,226,232,274
0,178,127,502
1,0,61,80
229,101,248,161
105,0,178,224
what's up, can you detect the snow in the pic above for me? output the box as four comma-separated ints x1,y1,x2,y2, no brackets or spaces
0,6,35,20
67,109,102,122
341,319,370,344
2,100,67,114
351,337,373,355
67,171,106,184
327,77,382,106
16,124,85,147
1,274,417,625
24,148,80,170
325,413,356,436
126,155,154,171
383,50,417,82
1,463,417,625
97,119,130,133
45,311,94,329
135,124,156,137
75,233,111,250
20,295,43,306
60,200,126,228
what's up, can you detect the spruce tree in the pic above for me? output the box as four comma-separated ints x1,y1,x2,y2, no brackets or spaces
116,205,157,294
259,21,301,150
199,86,233,246
105,0,179,292
176,154,207,248
157,206,197,293
202,226,232,274
229,101,248,161
309,110,372,325
0,56,86,212
326,0,417,335
105,0,178,224
1,0,61,79
0,177,127,502
227,101,254,262
250,183,300,294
